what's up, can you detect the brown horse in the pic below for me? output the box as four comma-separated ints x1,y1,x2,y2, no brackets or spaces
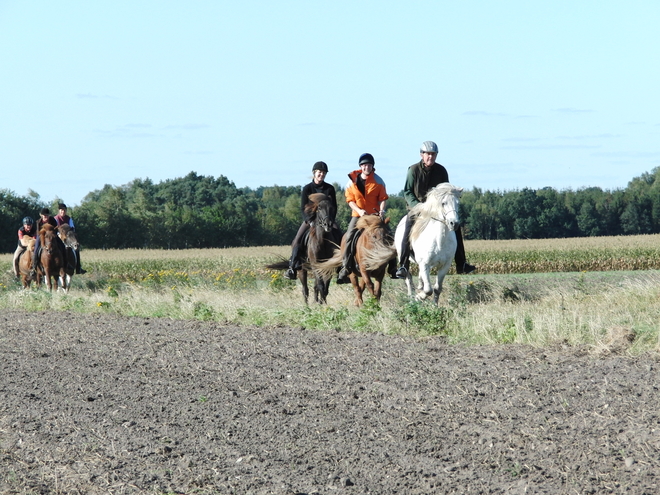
268,193,342,304
17,237,36,289
36,224,67,292
316,215,397,306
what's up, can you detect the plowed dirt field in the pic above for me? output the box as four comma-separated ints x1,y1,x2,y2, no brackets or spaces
1,310,659,494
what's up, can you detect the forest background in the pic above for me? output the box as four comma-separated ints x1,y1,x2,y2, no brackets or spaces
2,166,660,253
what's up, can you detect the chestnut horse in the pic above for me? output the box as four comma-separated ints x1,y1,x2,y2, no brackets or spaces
17,237,36,289
268,193,342,304
36,224,67,292
316,215,397,306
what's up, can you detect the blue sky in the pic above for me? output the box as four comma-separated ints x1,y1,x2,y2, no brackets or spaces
1,1,658,206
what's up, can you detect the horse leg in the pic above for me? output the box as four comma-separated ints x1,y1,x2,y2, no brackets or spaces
433,262,452,305
415,262,433,301
373,276,383,302
314,275,328,304
44,269,52,291
58,275,67,293
404,273,415,298
360,268,376,299
299,269,309,304
58,270,68,293
350,275,364,306
321,277,330,304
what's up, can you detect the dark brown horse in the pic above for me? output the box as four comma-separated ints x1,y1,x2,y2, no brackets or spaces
268,193,341,304
57,224,79,283
36,224,67,292
316,215,397,306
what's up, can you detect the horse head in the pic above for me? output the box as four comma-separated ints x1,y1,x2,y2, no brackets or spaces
421,183,463,231
40,224,57,254
58,225,80,250
306,193,333,233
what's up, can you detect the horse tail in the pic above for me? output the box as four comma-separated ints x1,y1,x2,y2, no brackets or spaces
359,236,397,271
311,247,342,281
266,259,290,271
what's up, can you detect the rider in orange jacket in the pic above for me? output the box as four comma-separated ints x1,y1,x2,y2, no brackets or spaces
336,153,391,284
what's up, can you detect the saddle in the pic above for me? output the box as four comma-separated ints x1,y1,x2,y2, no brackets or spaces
345,228,363,272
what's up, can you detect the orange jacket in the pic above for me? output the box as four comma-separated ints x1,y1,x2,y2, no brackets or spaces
344,170,389,217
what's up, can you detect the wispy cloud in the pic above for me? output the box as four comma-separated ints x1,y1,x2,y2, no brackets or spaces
163,124,211,130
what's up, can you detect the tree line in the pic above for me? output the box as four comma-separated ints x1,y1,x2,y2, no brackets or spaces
2,168,660,252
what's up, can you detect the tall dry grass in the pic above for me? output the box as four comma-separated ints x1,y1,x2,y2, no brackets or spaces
1,240,659,353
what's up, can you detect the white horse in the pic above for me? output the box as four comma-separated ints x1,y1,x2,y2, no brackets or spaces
394,183,463,304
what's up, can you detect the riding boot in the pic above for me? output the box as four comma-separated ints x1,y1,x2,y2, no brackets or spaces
75,249,86,274
337,228,358,284
395,214,415,278
285,244,301,280
454,225,476,274
388,258,398,279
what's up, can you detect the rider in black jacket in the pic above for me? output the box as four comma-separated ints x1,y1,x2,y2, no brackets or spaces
285,161,342,280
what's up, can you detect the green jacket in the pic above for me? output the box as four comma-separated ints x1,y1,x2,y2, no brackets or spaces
403,161,450,208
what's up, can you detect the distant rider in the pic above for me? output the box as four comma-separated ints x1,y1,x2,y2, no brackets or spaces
12,216,37,279
30,207,63,278
55,203,86,274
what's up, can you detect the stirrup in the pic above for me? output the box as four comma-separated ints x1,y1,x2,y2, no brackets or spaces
394,266,408,279
336,267,350,284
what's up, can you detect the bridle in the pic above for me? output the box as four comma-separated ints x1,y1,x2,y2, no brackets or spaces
430,194,459,228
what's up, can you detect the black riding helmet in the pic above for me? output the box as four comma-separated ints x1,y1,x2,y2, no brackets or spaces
312,161,328,173
22,216,34,225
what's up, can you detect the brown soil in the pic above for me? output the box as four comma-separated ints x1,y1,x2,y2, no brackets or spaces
1,310,659,494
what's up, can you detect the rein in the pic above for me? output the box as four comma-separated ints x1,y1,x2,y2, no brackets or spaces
430,204,458,227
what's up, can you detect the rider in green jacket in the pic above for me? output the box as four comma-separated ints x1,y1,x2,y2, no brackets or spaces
395,141,476,279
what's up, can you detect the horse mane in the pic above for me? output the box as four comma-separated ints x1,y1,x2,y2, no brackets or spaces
356,214,388,231
308,192,327,205
303,193,327,222
355,215,396,271
39,223,55,243
410,183,462,240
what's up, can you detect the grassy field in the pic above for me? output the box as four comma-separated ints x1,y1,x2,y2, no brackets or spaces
1,235,659,353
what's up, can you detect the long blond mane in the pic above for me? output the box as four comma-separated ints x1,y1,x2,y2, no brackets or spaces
410,183,462,241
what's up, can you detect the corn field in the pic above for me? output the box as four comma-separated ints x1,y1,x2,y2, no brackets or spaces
464,234,660,273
